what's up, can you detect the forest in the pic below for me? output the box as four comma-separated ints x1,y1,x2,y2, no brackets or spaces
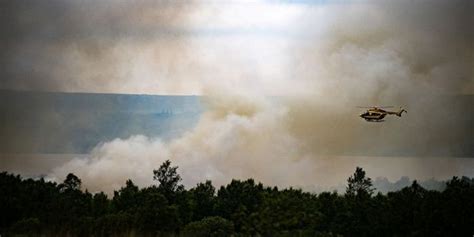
1,160,473,237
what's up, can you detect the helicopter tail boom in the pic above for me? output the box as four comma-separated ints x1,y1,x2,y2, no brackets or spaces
395,108,407,117
384,108,407,117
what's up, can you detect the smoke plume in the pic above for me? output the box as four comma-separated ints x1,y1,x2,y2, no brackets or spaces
3,0,471,192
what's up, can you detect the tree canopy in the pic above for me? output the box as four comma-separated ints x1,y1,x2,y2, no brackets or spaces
153,160,184,196
346,166,374,197
1,163,473,236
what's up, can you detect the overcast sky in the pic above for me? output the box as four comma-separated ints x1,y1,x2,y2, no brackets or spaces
1,0,472,95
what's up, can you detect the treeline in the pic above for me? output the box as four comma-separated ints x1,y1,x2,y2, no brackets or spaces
1,161,473,237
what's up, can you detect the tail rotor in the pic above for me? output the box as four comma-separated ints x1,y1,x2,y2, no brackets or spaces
397,107,407,117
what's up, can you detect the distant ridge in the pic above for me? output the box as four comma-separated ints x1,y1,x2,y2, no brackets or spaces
0,90,203,154
0,90,472,156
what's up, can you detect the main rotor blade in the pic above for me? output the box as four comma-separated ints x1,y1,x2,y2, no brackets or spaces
356,106,394,108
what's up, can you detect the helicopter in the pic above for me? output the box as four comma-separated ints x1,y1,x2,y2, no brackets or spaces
358,106,406,122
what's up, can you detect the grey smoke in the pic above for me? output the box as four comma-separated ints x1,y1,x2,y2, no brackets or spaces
0,0,472,193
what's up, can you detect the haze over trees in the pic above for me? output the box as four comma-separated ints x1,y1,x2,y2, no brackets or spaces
1,161,473,236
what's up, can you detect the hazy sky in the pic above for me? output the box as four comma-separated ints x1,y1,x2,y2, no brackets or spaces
1,0,473,193
1,0,472,95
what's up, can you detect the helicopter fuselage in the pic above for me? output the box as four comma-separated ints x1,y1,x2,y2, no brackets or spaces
360,110,387,121
359,107,405,122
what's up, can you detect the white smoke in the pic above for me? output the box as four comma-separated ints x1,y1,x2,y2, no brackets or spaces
52,95,310,194
49,0,473,194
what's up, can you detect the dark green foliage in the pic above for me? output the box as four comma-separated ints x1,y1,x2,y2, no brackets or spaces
153,159,184,199
59,173,82,191
182,216,234,237
1,165,473,237
92,192,109,217
189,180,216,221
94,212,134,237
255,187,322,236
135,187,181,233
113,179,140,213
439,177,474,236
346,166,374,197
9,218,41,236
215,179,265,234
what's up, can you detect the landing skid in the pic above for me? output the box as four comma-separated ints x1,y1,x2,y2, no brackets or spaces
365,119,385,122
